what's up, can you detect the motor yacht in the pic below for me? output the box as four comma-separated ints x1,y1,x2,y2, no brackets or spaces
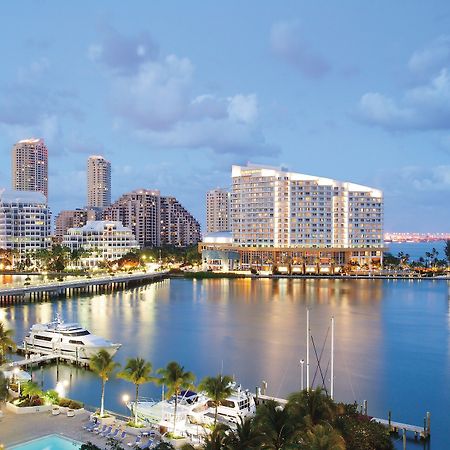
23,314,121,360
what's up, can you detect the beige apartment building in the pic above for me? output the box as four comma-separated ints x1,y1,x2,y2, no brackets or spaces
12,138,48,199
104,189,201,248
206,188,230,233
55,209,88,242
87,155,111,208
200,164,384,272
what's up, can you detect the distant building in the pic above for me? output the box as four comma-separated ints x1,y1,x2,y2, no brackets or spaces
103,189,162,247
87,155,111,208
62,221,138,267
206,188,230,233
104,189,201,248
55,209,88,242
0,189,51,258
12,138,48,199
200,164,384,272
160,196,202,247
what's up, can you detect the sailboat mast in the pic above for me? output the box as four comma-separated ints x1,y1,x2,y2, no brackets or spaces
331,316,335,399
306,308,310,390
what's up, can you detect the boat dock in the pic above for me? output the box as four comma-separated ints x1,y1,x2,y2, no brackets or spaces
371,413,431,440
0,271,168,304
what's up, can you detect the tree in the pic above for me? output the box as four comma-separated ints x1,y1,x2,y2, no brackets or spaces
0,370,8,403
224,417,261,449
156,361,195,435
21,381,44,401
286,388,336,426
445,240,450,264
199,374,233,426
254,400,299,449
0,321,16,365
299,423,346,450
89,350,120,417
200,423,229,450
118,357,153,425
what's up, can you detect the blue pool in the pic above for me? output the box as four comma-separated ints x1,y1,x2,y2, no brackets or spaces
10,435,81,450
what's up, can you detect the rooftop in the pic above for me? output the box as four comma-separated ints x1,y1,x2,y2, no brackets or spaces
0,189,47,204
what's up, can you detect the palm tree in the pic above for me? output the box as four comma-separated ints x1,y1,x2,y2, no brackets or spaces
0,370,8,403
224,417,261,449
156,361,195,435
254,400,298,449
21,381,44,401
0,322,16,365
89,350,120,417
286,388,336,426
118,357,153,425
199,374,233,426
299,423,346,450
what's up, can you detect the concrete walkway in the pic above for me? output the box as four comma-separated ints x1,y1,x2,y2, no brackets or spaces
0,409,156,449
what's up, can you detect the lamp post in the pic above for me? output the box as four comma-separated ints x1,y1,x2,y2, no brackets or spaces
300,359,305,391
13,368,20,396
122,394,130,422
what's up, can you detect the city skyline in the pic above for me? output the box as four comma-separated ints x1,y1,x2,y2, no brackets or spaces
0,2,449,231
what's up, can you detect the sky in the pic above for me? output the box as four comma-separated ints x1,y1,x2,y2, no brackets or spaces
0,1,450,232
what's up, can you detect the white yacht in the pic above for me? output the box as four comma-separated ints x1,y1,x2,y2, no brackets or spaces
128,384,256,432
23,315,121,360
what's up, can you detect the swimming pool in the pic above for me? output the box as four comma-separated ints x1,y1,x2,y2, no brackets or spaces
9,434,82,450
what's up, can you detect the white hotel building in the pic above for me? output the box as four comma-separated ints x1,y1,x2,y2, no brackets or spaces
200,164,384,272
0,189,51,258
62,221,138,267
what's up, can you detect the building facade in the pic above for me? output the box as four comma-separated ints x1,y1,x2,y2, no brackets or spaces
206,188,230,233
55,209,88,242
0,189,51,258
103,189,162,247
87,155,111,208
62,221,138,267
104,189,201,248
200,164,384,272
160,196,202,247
12,138,48,199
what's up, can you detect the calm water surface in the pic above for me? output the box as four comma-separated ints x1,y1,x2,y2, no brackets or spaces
1,278,448,448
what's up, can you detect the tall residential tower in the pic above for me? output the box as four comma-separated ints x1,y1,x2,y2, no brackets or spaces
206,188,230,233
12,138,48,199
87,155,111,208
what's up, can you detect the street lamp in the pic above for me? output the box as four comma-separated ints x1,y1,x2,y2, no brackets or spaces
122,394,130,422
300,359,305,391
13,368,20,396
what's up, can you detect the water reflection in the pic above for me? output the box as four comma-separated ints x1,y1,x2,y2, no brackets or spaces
0,278,448,448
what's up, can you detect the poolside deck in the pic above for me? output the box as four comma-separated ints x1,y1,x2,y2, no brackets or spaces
0,408,156,449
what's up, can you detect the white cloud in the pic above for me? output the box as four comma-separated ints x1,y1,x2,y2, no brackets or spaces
408,35,450,76
227,94,258,124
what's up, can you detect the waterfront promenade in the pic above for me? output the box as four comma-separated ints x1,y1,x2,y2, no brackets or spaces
0,271,169,303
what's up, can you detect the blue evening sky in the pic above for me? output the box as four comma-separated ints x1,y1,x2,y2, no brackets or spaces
1,1,449,232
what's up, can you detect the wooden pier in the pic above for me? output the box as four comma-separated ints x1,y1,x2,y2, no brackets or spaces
371,413,431,440
0,271,168,304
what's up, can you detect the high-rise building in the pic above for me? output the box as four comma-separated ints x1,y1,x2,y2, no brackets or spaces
0,189,51,258
206,188,230,233
12,138,48,199
103,189,161,247
200,164,384,271
160,196,202,247
55,209,88,242
104,189,201,248
87,155,111,208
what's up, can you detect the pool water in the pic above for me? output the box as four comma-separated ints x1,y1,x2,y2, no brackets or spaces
10,434,81,450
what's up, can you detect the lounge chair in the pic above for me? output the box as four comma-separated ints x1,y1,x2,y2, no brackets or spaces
107,428,120,440
115,430,127,442
100,426,113,437
127,435,141,447
95,424,107,435
139,439,154,450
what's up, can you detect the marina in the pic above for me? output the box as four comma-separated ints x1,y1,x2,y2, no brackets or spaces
0,276,448,448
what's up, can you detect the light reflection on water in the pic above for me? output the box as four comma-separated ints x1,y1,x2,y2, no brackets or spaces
0,278,448,448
